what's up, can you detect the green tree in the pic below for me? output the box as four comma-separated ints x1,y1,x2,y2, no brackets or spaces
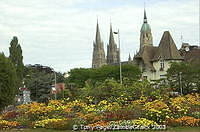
167,62,200,94
26,72,52,102
9,36,24,89
0,53,17,110
67,64,141,88
24,65,65,102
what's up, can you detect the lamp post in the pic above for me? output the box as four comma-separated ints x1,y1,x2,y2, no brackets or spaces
54,71,57,100
179,72,183,95
114,29,122,85
52,70,57,100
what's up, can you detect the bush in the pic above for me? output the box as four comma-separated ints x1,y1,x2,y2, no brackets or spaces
167,116,200,127
0,54,17,110
0,120,20,130
143,100,171,123
1,111,18,121
108,118,158,126
34,118,73,130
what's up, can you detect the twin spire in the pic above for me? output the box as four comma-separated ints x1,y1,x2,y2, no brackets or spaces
92,20,119,68
92,7,151,68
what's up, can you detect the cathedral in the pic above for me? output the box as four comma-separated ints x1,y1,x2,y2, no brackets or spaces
92,21,119,68
92,9,200,81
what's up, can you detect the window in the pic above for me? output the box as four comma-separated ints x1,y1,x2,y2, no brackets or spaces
160,75,166,79
143,76,148,80
160,60,164,71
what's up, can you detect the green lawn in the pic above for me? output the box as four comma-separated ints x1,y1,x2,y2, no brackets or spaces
3,127,200,132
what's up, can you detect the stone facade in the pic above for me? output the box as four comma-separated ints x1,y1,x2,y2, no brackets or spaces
92,9,197,81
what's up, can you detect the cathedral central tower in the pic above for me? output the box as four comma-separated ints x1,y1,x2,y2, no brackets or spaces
140,9,153,49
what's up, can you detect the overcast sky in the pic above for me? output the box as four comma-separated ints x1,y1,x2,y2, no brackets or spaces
0,0,199,72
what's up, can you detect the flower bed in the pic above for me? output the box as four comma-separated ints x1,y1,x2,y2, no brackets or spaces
0,93,199,130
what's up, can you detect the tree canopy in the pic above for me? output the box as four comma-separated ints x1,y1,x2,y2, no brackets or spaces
0,53,17,110
167,62,200,94
9,36,24,89
24,65,65,102
67,64,141,88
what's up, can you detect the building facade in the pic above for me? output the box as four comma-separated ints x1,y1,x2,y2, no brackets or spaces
91,9,198,81
134,9,183,81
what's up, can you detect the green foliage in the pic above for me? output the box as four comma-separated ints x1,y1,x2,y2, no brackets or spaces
0,53,17,110
67,64,141,88
167,62,200,94
81,79,165,103
24,66,53,102
9,36,24,88
24,65,65,102
81,79,121,102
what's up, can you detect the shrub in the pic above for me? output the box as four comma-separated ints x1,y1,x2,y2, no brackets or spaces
167,116,200,127
1,111,18,120
169,93,200,118
0,120,20,130
108,118,157,126
34,118,73,130
143,100,171,123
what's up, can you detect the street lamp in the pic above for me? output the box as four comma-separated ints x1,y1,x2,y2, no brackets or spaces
114,29,122,85
179,72,183,95
52,70,57,100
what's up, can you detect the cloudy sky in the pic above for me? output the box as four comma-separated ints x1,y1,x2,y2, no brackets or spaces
0,0,199,72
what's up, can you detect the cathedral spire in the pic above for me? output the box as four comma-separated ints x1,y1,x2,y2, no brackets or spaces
109,23,115,46
96,19,101,43
144,9,147,23
107,23,119,64
92,20,106,68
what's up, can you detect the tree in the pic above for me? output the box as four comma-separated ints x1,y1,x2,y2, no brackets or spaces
67,64,141,88
26,72,53,102
9,36,24,89
167,62,200,94
0,53,17,110
24,64,65,102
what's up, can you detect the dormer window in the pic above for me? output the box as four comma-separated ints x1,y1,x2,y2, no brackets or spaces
160,60,164,71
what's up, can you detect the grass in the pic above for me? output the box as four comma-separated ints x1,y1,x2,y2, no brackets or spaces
3,127,200,132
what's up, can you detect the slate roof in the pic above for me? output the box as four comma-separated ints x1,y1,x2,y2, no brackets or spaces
134,31,183,71
135,46,158,71
152,31,183,61
184,49,200,64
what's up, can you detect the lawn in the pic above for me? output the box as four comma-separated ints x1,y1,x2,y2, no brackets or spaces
3,127,200,132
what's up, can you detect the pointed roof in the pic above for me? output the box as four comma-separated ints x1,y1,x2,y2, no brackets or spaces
109,23,115,46
153,31,183,61
135,46,158,71
144,9,147,23
95,20,101,43
141,9,151,32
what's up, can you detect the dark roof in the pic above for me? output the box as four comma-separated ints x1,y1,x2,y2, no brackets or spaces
135,46,158,71
184,49,200,64
133,31,185,71
153,31,183,61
